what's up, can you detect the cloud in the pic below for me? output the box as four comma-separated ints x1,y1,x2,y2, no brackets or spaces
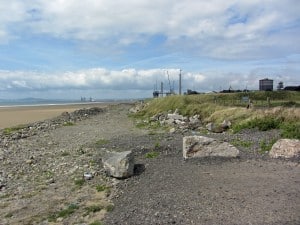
1,65,298,98
0,68,181,92
0,0,299,59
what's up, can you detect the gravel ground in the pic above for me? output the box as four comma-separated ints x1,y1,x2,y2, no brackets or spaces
1,104,299,225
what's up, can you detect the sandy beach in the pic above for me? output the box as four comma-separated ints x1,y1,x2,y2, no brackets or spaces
0,102,110,129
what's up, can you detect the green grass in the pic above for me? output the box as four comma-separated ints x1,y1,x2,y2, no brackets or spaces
259,138,277,153
63,121,75,126
230,139,253,148
85,205,103,213
105,204,114,212
131,92,300,139
3,124,27,135
232,116,283,133
280,122,300,139
74,178,85,187
145,151,159,159
48,203,79,222
96,184,110,192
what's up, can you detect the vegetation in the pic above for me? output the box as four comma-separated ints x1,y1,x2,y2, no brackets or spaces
134,91,300,139
259,138,277,153
95,184,111,197
230,139,253,148
85,205,103,213
280,122,300,139
105,204,114,212
74,178,85,187
232,117,283,133
145,151,160,159
3,124,27,135
63,121,75,126
48,203,79,222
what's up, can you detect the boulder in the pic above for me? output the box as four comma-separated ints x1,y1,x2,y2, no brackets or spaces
269,139,300,159
206,122,215,131
167,113,184,121
221,120,231,129
103,151,135,178
183,136,239,159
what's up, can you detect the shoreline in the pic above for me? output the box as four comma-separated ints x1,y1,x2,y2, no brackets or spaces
0,102,113,129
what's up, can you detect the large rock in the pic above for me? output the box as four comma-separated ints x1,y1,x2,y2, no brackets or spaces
269,139,300,159
103,151,135,178
183,136,239,159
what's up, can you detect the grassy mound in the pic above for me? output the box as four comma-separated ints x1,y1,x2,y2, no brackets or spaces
135,91,300,139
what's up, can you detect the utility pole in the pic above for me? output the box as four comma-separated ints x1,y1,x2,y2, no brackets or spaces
179,69,182,95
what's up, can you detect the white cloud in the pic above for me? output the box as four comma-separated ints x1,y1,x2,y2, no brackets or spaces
0,0,299,59
1,65,298,99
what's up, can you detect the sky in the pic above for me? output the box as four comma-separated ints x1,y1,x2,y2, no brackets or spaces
0,0,300,100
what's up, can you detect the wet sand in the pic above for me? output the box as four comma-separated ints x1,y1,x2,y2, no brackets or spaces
0,102,110,129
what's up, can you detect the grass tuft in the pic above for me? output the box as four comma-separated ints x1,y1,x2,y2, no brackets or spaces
145,151,159,159
48,203,79,222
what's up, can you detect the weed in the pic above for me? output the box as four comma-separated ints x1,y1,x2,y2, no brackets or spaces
233,117,283,133
3,125,26,135
230,139,253,148
63,121,75,126
154,141,160,149
96,184,111,196
58,204,79,217
74,178,85,187
106,204,114,212
48,203,79,222
96,184,109,192
43,170,54,179
280,122,300,139
145,151,159,159
85,205,103,214
259,138,277,153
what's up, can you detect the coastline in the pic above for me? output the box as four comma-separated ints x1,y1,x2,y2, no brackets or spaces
0,102,112,129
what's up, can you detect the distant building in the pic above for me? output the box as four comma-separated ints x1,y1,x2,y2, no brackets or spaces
259,78,273,91
277,81,284,90
284,86,300,91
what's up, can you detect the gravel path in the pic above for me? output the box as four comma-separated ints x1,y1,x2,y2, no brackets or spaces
1,104,299,225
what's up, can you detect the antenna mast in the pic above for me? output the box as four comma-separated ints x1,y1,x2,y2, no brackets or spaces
179,69,182,95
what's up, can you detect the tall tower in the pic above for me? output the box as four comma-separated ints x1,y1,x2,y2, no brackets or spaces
179,69,182,95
